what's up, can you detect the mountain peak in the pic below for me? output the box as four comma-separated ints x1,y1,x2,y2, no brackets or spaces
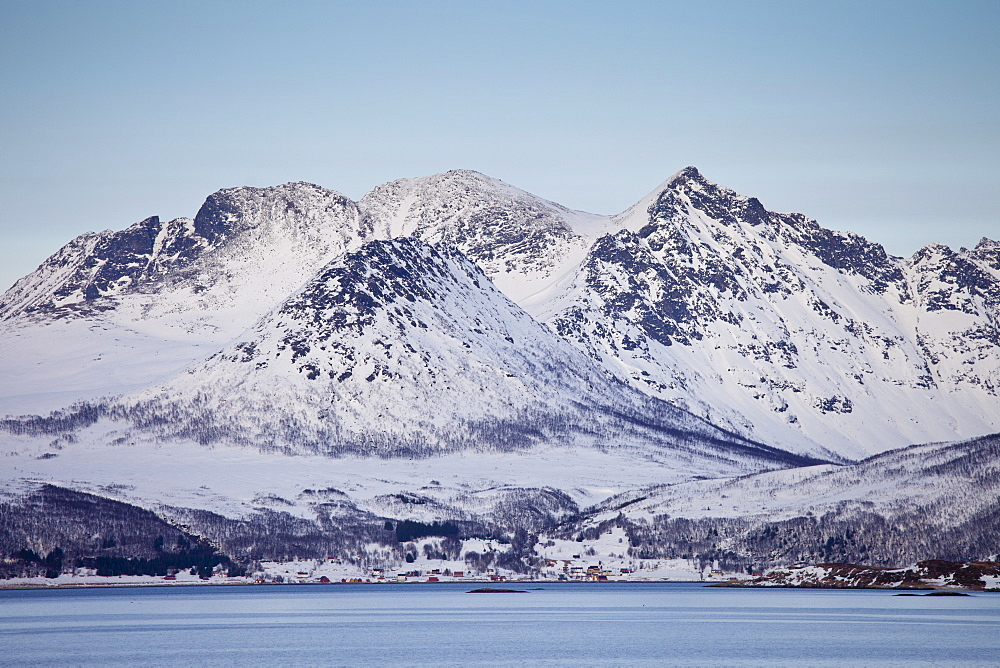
645,166,714,200
441,168,493,180
668,165,705,184
193,182,354,243
911,242,955,262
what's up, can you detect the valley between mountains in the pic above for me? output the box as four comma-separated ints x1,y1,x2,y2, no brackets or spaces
1,167,997,583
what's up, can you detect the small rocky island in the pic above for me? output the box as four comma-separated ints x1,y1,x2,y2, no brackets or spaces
718,559,999,591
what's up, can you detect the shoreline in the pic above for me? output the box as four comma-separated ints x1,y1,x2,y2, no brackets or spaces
0,577,710,591
5,577,997,593
710,582,1000,593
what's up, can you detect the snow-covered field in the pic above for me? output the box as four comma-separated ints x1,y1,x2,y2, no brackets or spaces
1,427,718,520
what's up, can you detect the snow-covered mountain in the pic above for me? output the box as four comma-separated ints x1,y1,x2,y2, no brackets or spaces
1,166,998,575
532,167,1000,458
0,235,819,574
66,238,813,471
0,182,368,413
1,182,367,330
2,167,997,458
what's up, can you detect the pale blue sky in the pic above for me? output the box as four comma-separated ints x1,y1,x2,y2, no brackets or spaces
2,0,997,290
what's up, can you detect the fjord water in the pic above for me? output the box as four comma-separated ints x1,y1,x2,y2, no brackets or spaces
2,582,997,666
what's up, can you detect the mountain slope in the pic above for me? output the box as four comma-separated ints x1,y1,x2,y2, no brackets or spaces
906,239,1000,396
1,182,367,327
567,432,1000,567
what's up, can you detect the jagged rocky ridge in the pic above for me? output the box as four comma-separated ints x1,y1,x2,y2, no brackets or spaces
0,183,367,328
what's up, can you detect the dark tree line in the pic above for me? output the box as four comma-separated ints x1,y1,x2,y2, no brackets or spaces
394,520,460,543
0,486,234,579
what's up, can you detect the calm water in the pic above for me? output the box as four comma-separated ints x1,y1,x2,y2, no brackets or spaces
1,582,997,666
